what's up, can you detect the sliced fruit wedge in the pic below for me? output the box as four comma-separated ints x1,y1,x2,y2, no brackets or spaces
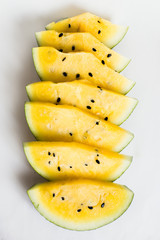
25,102,133,152
32,47,135,94
24,141,132,181
26,81,138,125
27,179,134,230
36,30,130,72
46,12,128,48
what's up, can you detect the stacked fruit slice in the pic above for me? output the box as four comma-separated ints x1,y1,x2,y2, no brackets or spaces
24,12,137,230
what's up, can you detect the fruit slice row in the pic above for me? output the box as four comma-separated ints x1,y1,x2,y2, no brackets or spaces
25,12,135,231
36,30,130,72
33,47,135,94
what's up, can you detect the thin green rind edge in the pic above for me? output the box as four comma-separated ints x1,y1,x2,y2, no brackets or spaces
118,98,139,126
23,142,132,182
111,26,129,49
27,183,134,231
32,48,43,81
118,58,131,73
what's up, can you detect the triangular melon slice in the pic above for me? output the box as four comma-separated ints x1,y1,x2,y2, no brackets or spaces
25,102,133,152
27,179,133,230
24,141,132,181
26,81,138,125
33,47,135,94
36,30,130,72
46,12,128,48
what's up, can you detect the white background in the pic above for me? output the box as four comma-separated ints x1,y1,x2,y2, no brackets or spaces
1,0,160,239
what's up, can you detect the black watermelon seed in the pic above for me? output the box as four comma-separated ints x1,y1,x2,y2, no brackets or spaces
88,206,93,210
48,161,51,164
101,202,105,208
69,166,72,168
57,166,61,171
96,121,99,125
59,49,63,52
72,45,75,50
90,99,95,103
107,53,112,58
68,24,71,28
98,20,101,23
101,60,105,65
88,72,93,77
76,73,80,78
69,132,73,136
48,152,51,155
97,86,102,91
77,209,81,212
97,154,99,157
53,153,55,157
92,48,96,52
57,97,61,102
104,117,108,121
59,33,63,37
85,163,88,166
61,197,65,200
86,106,91,109
63,72,67,77
98,30,101,34
96,159,100,164
62,57,66,61
53,193,55,197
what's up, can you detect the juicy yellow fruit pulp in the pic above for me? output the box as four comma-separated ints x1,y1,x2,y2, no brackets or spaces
26,81,138,125
27,179,134,230
36,30,130,72
46,12,129,48
25,102,133,152
33,47,135,94
24,141,132,181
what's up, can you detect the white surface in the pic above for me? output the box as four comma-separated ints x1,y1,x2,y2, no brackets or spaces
1,0,160,239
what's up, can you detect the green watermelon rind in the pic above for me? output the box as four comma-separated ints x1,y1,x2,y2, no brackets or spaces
118,98,138,126
23,142,132,182
110,26,129,49
27,183,134,231
118,58,131,73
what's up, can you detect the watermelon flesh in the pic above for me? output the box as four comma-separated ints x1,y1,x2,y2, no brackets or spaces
27,179,133,230
25,102,134,152
32,47,135,94
36,30,130,72
46,12,128,49
24,141,132,181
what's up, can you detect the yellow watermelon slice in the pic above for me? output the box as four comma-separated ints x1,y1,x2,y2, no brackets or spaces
26,81,138,125
24,141,132,181
32,47,135,94
27,179,134,230
36,30,130,72
46,12,128,48
25,102,133,152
